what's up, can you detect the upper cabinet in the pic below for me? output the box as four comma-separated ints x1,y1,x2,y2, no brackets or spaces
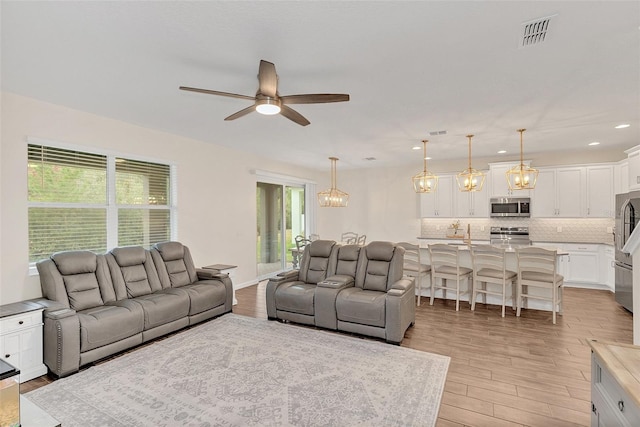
586,165,614,217
419,174,454,218
532,167,584,217
615,159,629,195
488,162,531,197
454,177,489,217
626,146,640,191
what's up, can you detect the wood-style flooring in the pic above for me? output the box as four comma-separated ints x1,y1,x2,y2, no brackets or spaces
22,283,633,426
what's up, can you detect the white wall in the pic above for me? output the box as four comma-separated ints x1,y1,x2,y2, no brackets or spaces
0,93,324,304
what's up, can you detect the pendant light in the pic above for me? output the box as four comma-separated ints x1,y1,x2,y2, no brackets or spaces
506,129,538,190
456,134,486,192
412,140,439,193
318,157,349,207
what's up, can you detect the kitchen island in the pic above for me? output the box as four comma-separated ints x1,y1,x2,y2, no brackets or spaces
416,238,567,313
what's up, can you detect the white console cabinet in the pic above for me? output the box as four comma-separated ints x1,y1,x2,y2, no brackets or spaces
589,340,640,426
0,303,47,383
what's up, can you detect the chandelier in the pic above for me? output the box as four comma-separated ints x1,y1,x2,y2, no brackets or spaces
412,140,439,193
456,134,486,192
318,157,349,207
506,129,538,190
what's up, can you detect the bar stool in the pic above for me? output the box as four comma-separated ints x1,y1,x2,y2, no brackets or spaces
516,247,564,324
428,244,472,311
397,242,431,306
470,245,516,317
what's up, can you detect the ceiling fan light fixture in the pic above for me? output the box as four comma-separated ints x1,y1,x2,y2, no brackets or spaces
412,140,438,193
255,98,281,115
318,157,349,207
506,129,538,190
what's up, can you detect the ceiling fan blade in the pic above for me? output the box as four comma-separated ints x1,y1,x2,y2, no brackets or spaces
180,86,255,101
258,60,278,98
224,105,256,121
279,93,350,105
280,105,310,126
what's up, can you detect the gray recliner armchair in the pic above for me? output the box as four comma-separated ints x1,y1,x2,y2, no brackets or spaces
335,241,415,344
266,240,338,325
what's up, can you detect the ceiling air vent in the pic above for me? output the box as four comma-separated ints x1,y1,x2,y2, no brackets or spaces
429,130,447,136
519,15,556,48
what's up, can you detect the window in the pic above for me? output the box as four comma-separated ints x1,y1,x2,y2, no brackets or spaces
27,142,175,263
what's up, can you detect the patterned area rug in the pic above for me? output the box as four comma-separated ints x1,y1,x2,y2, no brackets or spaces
26,314,449,426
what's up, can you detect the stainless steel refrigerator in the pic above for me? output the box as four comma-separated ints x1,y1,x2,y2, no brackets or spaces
614,191,640,312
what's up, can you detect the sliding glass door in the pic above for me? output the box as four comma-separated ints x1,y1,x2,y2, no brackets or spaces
256,182,307,278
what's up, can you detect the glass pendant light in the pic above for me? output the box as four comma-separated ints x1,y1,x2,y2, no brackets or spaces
412,140,439,193
456,134,486,192
318,157,349,207
506,129,538,190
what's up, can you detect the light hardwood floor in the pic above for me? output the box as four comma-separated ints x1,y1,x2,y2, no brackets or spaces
22,283,633,426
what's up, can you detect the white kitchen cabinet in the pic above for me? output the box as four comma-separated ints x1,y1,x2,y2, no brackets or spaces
532,167,584,217
563,243,600,286
626,146,640,191
419,174,454,217
489,162,531,197
0,307,47,383
454,176,489,217
600,245,615,291
587,165,614,217
616,160,629,195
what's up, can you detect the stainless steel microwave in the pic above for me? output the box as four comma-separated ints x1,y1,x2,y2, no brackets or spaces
490,197,531,217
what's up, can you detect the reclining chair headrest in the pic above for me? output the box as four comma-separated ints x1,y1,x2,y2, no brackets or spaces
111,246,147,267
153,241,185,261
308,240,335,257
51,251,97,275
364,241,396,262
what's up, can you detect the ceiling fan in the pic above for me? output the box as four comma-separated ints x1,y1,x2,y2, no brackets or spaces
179,60,349,126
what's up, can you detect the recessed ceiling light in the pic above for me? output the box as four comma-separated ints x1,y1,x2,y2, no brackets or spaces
589,142,600,146
412,146,421,150
498,150,507,154
425,157,432,160
615,124,630,129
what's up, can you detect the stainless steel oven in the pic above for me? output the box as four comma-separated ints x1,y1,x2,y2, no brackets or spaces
489,226,531,246
489,197,531,218
614,191,640,312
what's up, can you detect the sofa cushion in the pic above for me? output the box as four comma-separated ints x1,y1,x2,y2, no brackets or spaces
181,281,227,315
121,264,153,297
274,281,316,316
62,273,104,311
336,288,386,327
155,241,185,261
362,260,391,292
79,299,144,352
132,288,190,329
335,245,360,277
164,260,191,287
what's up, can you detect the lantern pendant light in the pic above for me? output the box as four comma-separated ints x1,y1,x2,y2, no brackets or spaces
506,129,538,190
412,140,439,193
456,134,486,192
318,157,349,207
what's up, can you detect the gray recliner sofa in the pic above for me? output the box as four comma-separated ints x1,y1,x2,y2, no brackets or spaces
266,240,415,344
35,241,232,377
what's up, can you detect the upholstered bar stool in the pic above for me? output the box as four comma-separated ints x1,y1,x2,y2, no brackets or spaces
397,242,431,306
428,244,472,311
515,247,564,324
470,245,516,317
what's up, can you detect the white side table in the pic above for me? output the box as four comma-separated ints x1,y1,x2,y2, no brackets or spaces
0,301,48,383
203,264,238,305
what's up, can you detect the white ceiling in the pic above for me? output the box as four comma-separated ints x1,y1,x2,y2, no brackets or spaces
2,1,639,170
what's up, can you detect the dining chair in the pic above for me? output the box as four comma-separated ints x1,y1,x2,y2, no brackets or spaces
397,242,430,306
470,245,516,317
341,232,358,245
356,234,367,246
428,244,472,311
293,235,312,269
516,247,564,324
309,233,320,241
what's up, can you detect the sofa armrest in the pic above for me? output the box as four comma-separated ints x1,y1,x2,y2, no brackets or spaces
42,307,81,377
271,269,300,282
44,308,77,320
388,277,415,296
318,275,355,290
196,268,228,280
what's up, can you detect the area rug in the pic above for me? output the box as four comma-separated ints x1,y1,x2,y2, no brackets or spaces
26,314,450,426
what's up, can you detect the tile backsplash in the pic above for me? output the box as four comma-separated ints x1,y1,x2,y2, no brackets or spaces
420,217,614,244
